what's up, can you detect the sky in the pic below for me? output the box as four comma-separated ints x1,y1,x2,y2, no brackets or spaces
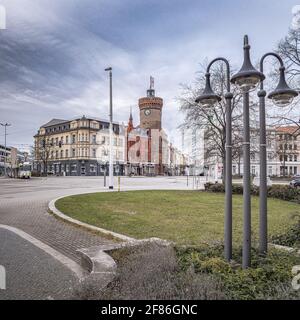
0,0,299,151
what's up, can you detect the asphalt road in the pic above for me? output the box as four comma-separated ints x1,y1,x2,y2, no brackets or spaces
0,228,78,300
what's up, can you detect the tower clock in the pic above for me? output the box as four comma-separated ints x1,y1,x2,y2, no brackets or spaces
138,78,163,130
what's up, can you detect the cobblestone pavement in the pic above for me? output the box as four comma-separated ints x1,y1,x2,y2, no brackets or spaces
0,228,78,300
0,176,199,263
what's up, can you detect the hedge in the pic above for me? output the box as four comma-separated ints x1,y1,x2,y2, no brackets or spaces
204,183,300,203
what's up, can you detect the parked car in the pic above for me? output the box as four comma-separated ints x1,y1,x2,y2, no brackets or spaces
290,178,300,188
292,174,300,180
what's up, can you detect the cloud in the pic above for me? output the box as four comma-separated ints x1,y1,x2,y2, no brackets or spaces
0,0,298,151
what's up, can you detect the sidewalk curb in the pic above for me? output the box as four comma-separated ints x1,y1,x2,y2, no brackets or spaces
269,243,300,255
0,224,86,279
48,194,171,290
48,195,136,242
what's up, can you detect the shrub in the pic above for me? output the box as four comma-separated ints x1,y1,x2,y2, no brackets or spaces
177,245,300,300
78,243,226,300
204,183,300,203
272,218,300,247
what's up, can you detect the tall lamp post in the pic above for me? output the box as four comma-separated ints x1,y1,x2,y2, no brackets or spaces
231,35,265,268
231,35,298,267
258,54,298,254
195,58,234,261
105,67,114,190
0,122,11,176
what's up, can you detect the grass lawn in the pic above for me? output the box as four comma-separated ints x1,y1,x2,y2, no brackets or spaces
55,190,300,246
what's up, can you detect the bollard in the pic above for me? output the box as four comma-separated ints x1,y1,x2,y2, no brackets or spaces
118,176,120,192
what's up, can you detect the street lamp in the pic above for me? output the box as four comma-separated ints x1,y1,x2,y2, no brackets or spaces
195,57,234,262
0,122,11,177
231,35,265,269
105,67,114,190
258,53,298,255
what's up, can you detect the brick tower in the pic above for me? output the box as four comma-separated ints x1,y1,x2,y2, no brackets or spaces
138,77,163,130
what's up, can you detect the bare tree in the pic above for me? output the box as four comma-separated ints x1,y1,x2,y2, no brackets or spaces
268,28,300,127
34,137,52,175
178,62,249,182
277,28,300,87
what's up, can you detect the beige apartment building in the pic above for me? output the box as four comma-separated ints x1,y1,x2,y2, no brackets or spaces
34,116,125,176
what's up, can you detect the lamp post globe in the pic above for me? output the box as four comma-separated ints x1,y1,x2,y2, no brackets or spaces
231,35,265,92
195,73,221,107
268,67,298,107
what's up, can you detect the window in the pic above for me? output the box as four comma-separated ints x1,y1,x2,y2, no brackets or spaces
268,166,272,176
90,164,96,173
114,138,117,146
72,148,76,157
66,136,69,145
72,134,76,144
119,138,123,147
267,152,272,160
101,136,106,145
61,136,64,144
232,165,236,175
279,144,283,150
280,155,283,162
92,149,96,158
284,155,288,162
294,144,297,150
66,149,69,158
289,155,293,162
92,135,96,144
71,164,77,172
250,153,255,160
295,155,298,162
55,151,58,159
251,166,256,176
60,150,63,158
289,144,293,150
294,167,298,175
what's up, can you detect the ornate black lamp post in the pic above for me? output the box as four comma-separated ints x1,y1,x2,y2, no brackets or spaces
195,58,233,262
231,35,298,268
258,54,298,255
231,35,265,268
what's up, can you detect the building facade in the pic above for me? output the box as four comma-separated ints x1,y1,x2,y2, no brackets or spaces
33,116,125,176
33,80,188,176
201,125,300,180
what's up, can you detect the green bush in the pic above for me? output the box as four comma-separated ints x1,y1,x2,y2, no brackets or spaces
177,245,300,300
204,183,300,203
272,219,300,248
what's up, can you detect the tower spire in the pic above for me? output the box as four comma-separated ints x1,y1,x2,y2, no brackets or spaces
147,76,155,97
128,106,133,132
